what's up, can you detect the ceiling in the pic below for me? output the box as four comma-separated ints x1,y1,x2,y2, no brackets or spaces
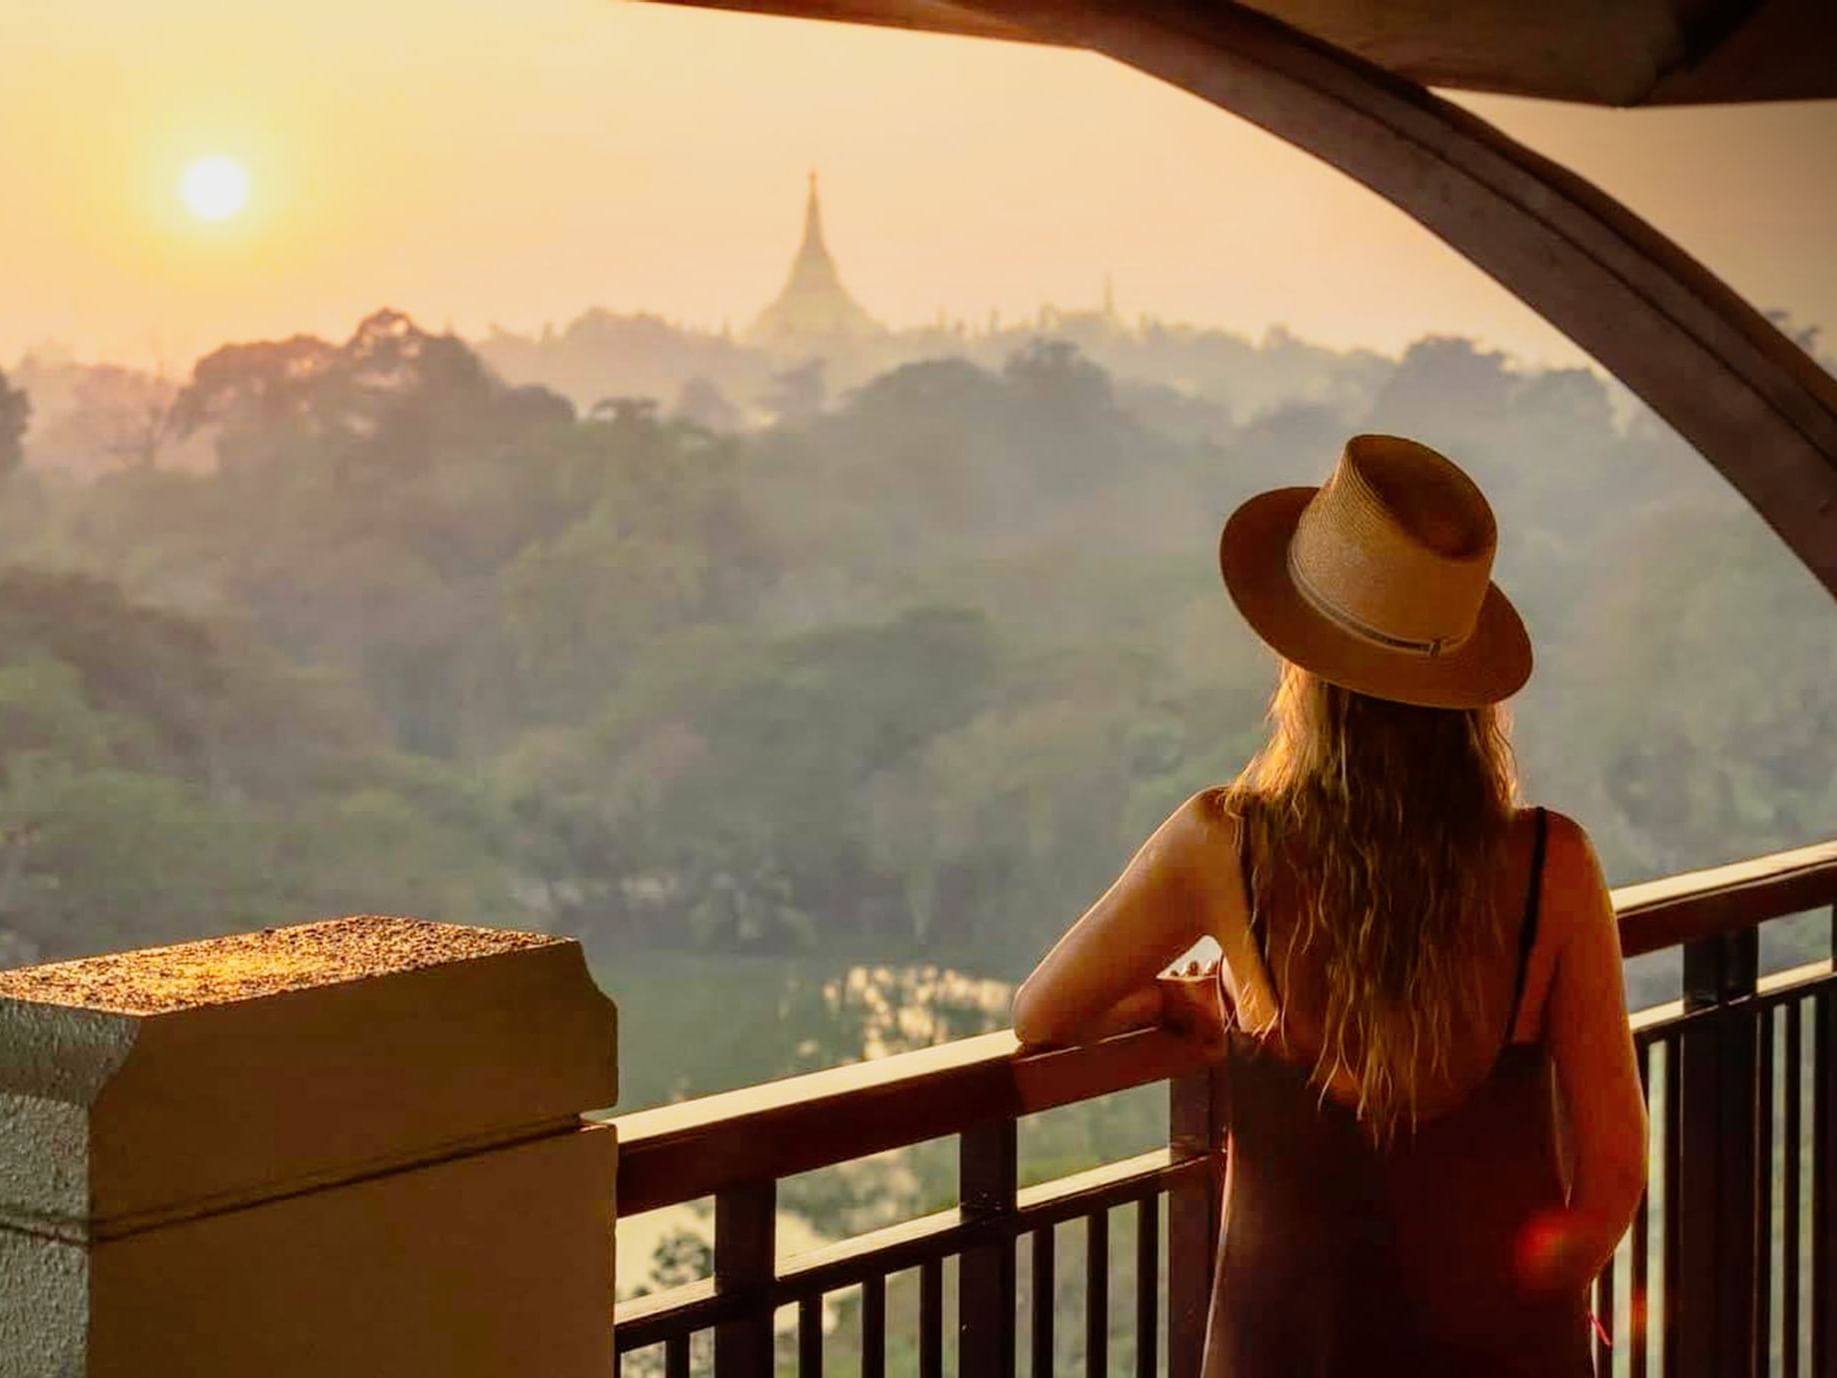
633,0,1837,106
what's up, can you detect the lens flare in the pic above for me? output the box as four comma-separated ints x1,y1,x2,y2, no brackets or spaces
1513,1209,1574,1289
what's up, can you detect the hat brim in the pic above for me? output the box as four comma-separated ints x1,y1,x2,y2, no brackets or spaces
1219,487,1532,709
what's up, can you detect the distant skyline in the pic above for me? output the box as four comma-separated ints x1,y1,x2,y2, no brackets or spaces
3,0,1834,373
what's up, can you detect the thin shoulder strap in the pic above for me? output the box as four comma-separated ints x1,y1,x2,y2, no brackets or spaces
1502,807,1549,1044
1237,815,1277,999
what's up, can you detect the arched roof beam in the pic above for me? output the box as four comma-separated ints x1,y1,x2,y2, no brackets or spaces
964,1,1837,596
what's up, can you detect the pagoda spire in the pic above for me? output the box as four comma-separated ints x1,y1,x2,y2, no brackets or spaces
787,170,841,292
802,170,825,257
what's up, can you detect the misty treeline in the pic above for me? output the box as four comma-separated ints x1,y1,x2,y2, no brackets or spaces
0,307,1832,981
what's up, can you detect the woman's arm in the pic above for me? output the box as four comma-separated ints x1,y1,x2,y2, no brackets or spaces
1011,791,1222,1048
1527,814,1649,1290
1069,984,1167,1043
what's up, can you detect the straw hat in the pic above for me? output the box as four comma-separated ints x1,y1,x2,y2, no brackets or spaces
1218,434,1531,708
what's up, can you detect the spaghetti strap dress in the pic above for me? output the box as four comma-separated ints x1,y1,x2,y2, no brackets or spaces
1202,807,1593,1376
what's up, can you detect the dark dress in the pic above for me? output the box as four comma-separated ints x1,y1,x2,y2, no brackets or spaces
1202,808,1594,1376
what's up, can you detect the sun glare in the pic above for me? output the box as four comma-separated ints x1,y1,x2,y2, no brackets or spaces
180,155,250,222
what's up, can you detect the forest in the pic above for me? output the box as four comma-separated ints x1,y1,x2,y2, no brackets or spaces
1,307,1833,1062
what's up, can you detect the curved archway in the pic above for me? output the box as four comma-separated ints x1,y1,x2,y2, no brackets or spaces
962,0,1837,597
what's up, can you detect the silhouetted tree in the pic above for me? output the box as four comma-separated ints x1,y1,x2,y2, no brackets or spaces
674,376,742,433
0,369,28,479
1000,338,1139,486
176,309,570,477
760,359,826,425
61,365,177,470
1365,335,1514,455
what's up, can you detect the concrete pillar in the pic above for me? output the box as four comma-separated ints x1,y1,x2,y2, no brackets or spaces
0,915,619,1378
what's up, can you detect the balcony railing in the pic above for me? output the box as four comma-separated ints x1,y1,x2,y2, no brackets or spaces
611,838,1837,1378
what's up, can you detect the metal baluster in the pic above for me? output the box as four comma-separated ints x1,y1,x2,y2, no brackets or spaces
1814,987,1834,1378
862,1275,886,1378
1087,1209,1110,1378
1756,1004,1775,1378
799,1295,823,1378
1663,1036,1683,1378
920,1258,944,1378
1787,999,1804,1378
1136,1195,1159,1378
1031,1226,1055,1377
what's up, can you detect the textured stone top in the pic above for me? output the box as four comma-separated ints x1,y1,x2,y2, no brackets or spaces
0,916,560,1016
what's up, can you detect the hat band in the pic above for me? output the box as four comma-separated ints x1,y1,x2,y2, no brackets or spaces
1286,544,1473,660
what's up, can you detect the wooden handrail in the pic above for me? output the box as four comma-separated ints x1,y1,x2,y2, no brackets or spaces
616,1025,1211,1214
613,836,1837,1214
1614,837,1837,957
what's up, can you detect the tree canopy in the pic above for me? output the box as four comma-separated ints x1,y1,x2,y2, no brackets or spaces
1,309,1829,985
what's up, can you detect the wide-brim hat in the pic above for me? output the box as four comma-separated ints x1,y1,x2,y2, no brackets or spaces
1219,434,1531,709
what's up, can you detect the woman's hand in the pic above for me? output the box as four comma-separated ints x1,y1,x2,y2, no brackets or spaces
1156,959,1231,1055
1013,959,1230,1056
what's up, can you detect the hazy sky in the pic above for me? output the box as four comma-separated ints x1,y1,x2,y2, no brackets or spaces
3,0,1833,371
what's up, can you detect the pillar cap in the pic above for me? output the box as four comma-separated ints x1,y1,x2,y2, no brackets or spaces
0,916,617,1239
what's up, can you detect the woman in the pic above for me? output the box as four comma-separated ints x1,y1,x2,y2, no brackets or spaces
1012,435,1646,1374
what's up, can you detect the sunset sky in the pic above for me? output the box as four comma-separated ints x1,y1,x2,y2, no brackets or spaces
3,0,1834,372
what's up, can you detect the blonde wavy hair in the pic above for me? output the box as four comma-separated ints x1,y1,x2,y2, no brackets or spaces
1233,659,1518,1142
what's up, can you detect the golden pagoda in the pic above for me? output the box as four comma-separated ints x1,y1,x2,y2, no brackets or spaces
748,173,885,350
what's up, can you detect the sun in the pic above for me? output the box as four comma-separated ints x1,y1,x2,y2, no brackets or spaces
180,155,250,222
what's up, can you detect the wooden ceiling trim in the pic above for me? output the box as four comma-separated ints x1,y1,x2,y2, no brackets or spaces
635,0,1837,104
1007,0,1837,595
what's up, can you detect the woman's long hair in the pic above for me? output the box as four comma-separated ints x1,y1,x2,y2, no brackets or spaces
1233,659,1518,1142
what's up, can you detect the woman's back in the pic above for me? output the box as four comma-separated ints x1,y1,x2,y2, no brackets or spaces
1221,797,1553,1115
1203,805,1594,1375
1012,437,1646,1371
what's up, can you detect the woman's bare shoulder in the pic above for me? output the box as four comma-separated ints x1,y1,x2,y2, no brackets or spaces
1169,787,1245,857
1130,789,1244,919
1537,808,1605,878
1525,807,1613,943
1512,805,1599,869
1186,785,1242,825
